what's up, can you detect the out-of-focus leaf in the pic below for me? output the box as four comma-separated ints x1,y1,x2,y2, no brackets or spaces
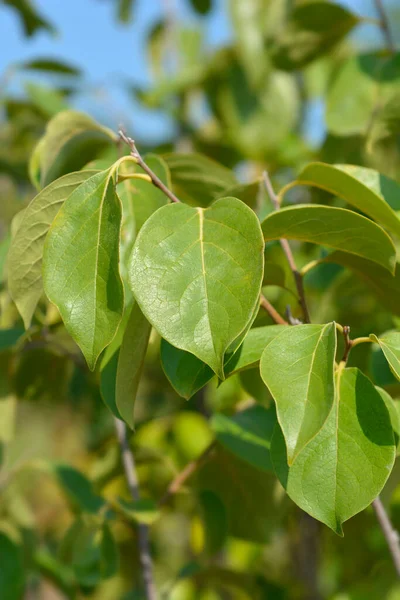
43,170,124,370
286,162,400,236
117,0,135,22
261,205,396,273
162,153,237,206
271,367,395,534
129,199,264,378
198,490,227,555
24,82,69,116
116,302,151,429
3,0,55,37
322,252,400,316
8,170,98,328
118,498,160,525
0,329,24,351
367,93,400,180
272,1,359,70
100,350,122,419
189,0,212,15
29,110,116,189
212,404,277,472
19,57,81,75
0,532,25,599
53,464,105,514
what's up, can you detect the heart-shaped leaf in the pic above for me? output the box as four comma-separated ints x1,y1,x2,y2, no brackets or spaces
284,163,400,236
271,367,395,534
129,198,264,378
43,170,124,370
260,323,336,464
261,205,396,273
8,170,98,328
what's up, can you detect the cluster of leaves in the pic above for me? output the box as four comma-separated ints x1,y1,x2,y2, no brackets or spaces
2,0,400,599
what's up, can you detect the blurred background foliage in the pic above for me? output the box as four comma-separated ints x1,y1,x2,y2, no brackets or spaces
1,0,400,598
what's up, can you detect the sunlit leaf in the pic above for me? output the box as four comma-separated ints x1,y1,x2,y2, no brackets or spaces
271,367,395,534
261,205,396,273
8,170,98,328
129,198,264,378
261,323,336,464
43,170,124,370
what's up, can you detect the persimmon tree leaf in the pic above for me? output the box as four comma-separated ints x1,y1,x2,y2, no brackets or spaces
285,163,400,236
261,205,396,273
43,170,124,370
370,331,400,381
212,404,277,473
30,110,117,189
129,198,264,378
116,302,151,429
8,170,98,328
260,323,336,464
0,532,25,600
271,367,395,534
377,386,400,453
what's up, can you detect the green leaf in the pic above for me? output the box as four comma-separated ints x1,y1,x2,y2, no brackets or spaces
162,153,237,207
0,532,25,600
377,387,400,453
212,404,277,472
198,490,227,555
99,523,119,578
30,110,116,189
100,350,122,419
367,93,400,180
260,323,336,464
189,0,212,15
53,464,105,514
261,205,396,273
272,1,359,70
287,163,400,236
43,170,124,370
117,498,160,525
322,252,400,316
3,0,55,37
116,302,151,429
370,331,400,381
117,0,135,22
19,57,81,76
129,198,264,378
0,329,24,351
271,367,395,534
8,170,98,328
24,82,69,116
161,324,285,399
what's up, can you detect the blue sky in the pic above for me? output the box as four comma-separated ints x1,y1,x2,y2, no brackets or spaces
0,0,394,144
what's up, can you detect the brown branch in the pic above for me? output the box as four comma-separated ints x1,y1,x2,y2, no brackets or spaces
260,295,288,325
159,441,217,507
119,130,181,204
114,418,157,600
372,497,400,577
263,172,311,323
374,0,396,54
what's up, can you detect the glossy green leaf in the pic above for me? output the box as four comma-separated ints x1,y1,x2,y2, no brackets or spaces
161,325,285,399
30,110,116,189
287,163,400,236
0,532,25,600
116,302,151,429
163,153,237,206
272,2,359,70
261,205,396,273
43,170,124,370
212,404,277,472
260,323,336,464
8,170,98,328
371,331,400,381
272,367,395,534
129,198,264,378
322,252,400,316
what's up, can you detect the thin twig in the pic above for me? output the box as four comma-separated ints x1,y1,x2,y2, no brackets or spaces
263,172,311,323
374,0,396,53
114,418,157,600
341,325,353,363
159,441,217,507
119,130,181,204
372,497,400,577
260,295,288,325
